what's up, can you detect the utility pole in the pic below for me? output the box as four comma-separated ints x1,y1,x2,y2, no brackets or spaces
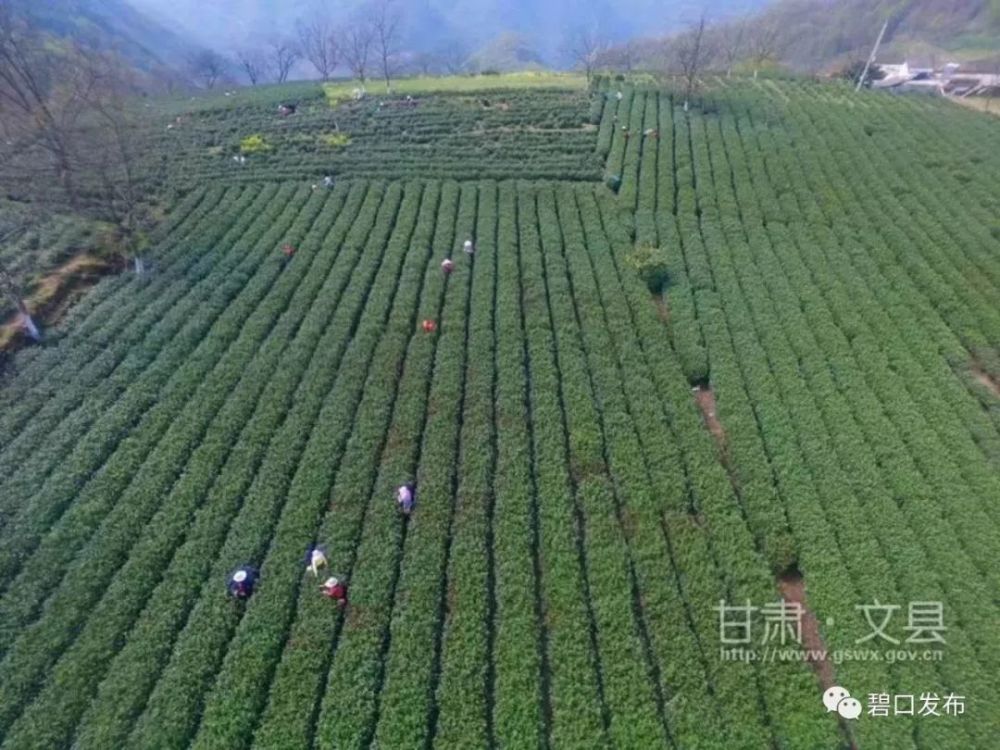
856,19,889,92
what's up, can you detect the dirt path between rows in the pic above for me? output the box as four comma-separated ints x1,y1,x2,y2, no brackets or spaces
777,568,836,689
692,383,727,449
691,384,857,745
779,568,860,749
970,362,1000,399
652,293,670,326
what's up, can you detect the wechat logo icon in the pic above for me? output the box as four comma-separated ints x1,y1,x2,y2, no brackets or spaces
823,686,861,720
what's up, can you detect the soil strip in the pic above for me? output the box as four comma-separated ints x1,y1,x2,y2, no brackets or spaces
970,362,1000,399
692,384,726,449
0,253,117,353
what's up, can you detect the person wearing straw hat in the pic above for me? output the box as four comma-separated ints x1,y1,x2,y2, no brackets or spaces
396,483,415,516
306,546,328,577
227,565,259,600
321,576,348,607
463,239,475,255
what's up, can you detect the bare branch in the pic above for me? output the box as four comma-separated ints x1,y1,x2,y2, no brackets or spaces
748,18,781,79
600,39,638,75
0,6,82,206
564,28,608,84
341,22,374,86
674,16,712,111
297,15,338,81
187,49,228,89
438,40,469,75
270,38,300,84
235,48,270,86
720,20,746,77
371,0,402,92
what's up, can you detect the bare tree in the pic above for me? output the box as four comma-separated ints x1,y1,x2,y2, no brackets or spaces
604,39,638,75
409,51,439,76
270,39,300,84
0,7,155,325
437,40,469,75
341,22,374,86
1,30,150,217
297,15,338,81
0,6,83,207
719,20,746,78
75,49,153,244
565,28,607,84
235,48,270,86
674,16,712,112
371,0,402,92
748,19,780,79
188,49,228,89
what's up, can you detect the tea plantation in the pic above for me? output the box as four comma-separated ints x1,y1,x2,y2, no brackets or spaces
0,75,998,749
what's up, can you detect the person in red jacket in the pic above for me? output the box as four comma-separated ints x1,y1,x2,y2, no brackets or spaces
422,319,437,333
321,576,348,607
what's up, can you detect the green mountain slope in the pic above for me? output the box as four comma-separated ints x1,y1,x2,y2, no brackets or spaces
759,0,1000,69
12,0,200,75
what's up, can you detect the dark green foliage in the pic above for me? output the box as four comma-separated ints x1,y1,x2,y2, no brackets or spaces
624,243,668,293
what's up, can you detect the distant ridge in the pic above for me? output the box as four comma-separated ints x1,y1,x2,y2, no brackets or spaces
741,0,1000,71
12,0,201,77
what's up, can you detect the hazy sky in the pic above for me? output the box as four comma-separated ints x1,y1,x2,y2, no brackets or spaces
128,0,767,57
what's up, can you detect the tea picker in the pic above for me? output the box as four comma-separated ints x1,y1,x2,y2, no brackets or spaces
441,258,454,275
396,483,415,516
306,546,328,577
321,576,348,607
227,565,259,600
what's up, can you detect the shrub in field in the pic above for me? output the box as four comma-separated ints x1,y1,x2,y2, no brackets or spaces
322,133,351,148
625,244,669,294
239,134,272,154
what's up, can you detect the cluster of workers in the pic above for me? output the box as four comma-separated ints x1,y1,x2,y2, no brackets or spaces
228,238,474,608
425,239,473,331
227,482,412,607
282,233,475,332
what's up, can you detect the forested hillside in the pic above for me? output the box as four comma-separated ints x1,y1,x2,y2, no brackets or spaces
10,0,198,76
730,0,1000,69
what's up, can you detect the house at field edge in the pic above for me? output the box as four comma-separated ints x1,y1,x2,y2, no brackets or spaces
875,60,1000,97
